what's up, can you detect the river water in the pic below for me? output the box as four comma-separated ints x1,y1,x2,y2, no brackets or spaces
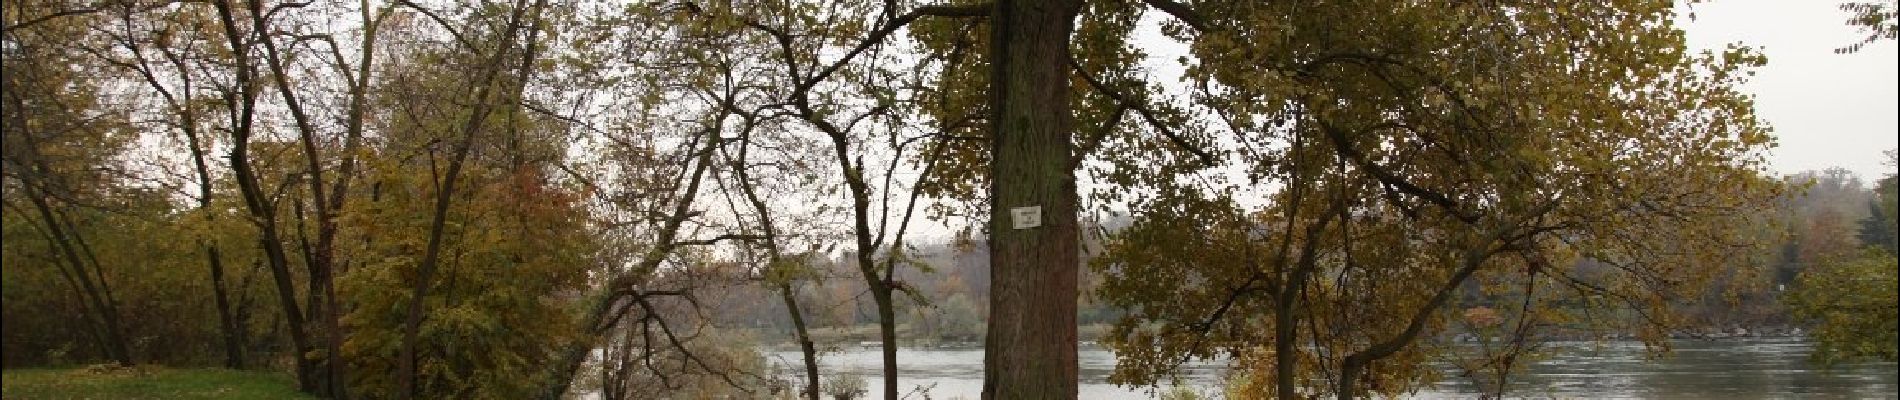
765,338,1898,399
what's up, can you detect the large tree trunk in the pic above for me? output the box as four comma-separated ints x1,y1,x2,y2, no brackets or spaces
981,0,1083,398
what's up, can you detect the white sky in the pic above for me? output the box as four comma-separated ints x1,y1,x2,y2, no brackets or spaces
1678,0,1899,181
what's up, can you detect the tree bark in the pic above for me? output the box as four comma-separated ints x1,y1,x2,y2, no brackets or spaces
206,247,244,368
981,0,1084,398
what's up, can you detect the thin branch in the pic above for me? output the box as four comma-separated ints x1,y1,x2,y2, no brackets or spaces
393,0,476,51
630,294,754,393
1071,104,1129,169
793,3,991,97
1067,55,1217,167
674,234,771,247
4,8,99,33
1317,119,1478,223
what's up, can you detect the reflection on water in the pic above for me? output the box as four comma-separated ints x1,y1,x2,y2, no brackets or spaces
765,338,1898,399
1421,339,1898,399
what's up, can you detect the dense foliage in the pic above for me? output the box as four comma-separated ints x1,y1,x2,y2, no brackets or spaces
3,0,1893,399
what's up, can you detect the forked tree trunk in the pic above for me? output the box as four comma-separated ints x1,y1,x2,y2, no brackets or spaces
211,0,315,390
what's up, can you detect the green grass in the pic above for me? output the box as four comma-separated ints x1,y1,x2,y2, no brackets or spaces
1,365,314,399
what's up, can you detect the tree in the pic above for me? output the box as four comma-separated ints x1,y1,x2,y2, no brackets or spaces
1093,0,1781,398
7,0,306,374
0,1,1823,400
3,0,141,366
390,0,550,396
980,1,1088,398
1858,151,1898,256
617,3,993,398
1778,169,1878,286
726,119,826,400
203,0,333,391
1791,151,1899,364
914,0,1211,395
1858,200,1896,255
95,2,248,369
526,4,807,396
1788,249,1900,363
337,154,595,398
8,1,778,399
238,0,390,392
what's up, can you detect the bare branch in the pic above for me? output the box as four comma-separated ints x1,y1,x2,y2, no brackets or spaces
793,3,990,97
1071,104,1129,169
1067,56,1217,167
393,0,476,51
674,234,771,247
4,8,99,33
630,294,754,393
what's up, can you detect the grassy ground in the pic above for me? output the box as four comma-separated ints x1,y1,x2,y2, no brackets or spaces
1,365,313,400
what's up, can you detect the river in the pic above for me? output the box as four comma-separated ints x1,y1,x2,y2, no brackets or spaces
764,338,1898,399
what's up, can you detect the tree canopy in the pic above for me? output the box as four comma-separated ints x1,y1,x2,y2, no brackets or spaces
3,0,1879,399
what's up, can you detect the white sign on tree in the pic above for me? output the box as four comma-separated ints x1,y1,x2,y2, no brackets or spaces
1010,206,1042,230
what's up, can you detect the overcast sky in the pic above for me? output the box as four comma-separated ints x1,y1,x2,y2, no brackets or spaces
1679,0,1899,181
